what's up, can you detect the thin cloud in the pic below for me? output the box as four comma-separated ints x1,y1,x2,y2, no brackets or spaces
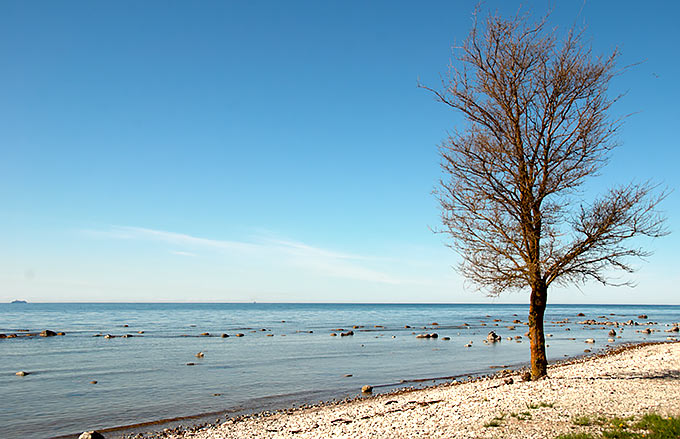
170,250,197,257
84,225,403,284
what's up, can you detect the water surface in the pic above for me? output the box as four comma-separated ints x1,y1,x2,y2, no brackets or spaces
1,302,678,439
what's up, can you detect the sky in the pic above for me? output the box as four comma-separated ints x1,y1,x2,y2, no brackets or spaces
1,1,678,304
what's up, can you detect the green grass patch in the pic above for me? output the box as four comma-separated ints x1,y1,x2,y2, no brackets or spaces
557,413,680,439
483,413,506,428
527,401,555,409
572,415,593,426
510,411,533,420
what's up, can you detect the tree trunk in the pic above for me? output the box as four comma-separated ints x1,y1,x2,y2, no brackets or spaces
528,281,548,380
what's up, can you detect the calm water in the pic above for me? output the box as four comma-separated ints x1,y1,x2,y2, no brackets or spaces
1,303,678,439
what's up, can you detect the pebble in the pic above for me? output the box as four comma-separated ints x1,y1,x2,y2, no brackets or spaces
79,431,106,439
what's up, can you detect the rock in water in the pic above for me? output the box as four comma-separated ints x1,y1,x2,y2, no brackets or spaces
585,338,595,344
608,329,617,337
15,371,28,376
195,352,204,358
486,331,501,343
361,385,373,393
40,330,57,337
79,431,106,439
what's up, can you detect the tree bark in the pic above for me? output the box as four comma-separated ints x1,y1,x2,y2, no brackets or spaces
528,281,548,380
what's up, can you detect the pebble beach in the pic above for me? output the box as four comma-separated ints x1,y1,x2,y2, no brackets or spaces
146,341,680,439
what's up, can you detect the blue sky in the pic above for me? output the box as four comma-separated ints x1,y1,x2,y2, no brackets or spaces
1,1,678,303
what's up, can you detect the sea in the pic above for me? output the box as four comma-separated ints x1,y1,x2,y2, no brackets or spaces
1,302,678,439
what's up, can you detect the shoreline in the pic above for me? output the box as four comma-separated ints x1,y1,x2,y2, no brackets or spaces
154,340,679,439
85,341,679,439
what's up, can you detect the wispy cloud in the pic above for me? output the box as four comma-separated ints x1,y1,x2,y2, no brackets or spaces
84,225,402,284
170,250,197,257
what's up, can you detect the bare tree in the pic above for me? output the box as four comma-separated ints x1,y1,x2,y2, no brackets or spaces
421,10,668,379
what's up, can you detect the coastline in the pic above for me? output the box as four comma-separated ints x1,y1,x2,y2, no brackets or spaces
111,341,680,439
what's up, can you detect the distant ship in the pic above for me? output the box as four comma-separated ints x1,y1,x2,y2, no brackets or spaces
11,299,28,304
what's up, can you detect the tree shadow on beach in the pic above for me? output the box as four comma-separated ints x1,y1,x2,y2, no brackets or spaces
570,369,680,380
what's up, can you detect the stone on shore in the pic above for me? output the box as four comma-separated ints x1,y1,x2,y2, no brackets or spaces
79,431,106,439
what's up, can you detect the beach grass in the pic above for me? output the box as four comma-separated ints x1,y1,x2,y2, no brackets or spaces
558,413,680,439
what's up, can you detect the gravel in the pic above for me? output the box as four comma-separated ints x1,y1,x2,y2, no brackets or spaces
153,342,680,439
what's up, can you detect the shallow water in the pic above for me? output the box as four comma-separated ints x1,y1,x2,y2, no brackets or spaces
1,302,678,439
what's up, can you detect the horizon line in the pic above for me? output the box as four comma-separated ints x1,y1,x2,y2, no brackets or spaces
5,301,680,306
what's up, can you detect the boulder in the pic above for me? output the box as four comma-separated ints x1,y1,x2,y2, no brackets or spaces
638,314,648,319
608,329,617,337
577,312,585,317
340,331,354,337
15,371,29,376
40,330,57,337
486,331,501,343
330,333,337,336
584,338,595,344
195,352,204,358
361,385,373,393
221,333,229,338
235,333,245,337
79,431,106,439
